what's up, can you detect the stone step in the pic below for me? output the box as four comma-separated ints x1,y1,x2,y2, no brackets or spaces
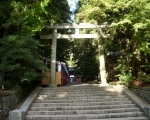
41,87,116,91
30,104,136,111
27,108,140,115
38,92,123,97
35,97,130,103
41,86,116,91
25,85,149,120
40,89,121,93
93,117,149,120
26,112,144,120
26,117,149,120
32,101,133,107
42,85,111,89
41,89,108,91
41,89,117,93
40,90,118,94
37,94,127,100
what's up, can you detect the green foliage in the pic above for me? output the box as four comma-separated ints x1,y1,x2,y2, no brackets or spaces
87,80,100,84
73,39,99,80
0,0,52,34
0,35,47,88
40,0,72,63
57,39,74,62
114,54,135,84
0,0,72,89
75,0,150,85
138,41,150,54
0,0,72,90
45,0,71,24
75,0,113,23
0,0,71,36
138,71,150,82
12,84,22,93
116,73,134,85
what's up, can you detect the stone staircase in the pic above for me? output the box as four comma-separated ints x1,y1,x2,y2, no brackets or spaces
25,84,149,120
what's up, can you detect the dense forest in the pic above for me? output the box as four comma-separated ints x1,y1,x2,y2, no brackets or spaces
0,0,72,90
74,0,150,85
0,0,150,90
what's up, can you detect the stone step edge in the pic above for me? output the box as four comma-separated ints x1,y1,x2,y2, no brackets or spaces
37,96,126,99
113,85,150,118
26,117,148,120
42,86,113,89
38,94,123,97
29,104,137,110
27,108,140,114
32,101,133,107
39,93,123,96
26,111,144,118
40,89,117,92
38,94,126,96
35,98,130,102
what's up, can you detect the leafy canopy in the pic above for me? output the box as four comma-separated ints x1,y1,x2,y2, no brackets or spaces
74,0,150,84
0,35,47,88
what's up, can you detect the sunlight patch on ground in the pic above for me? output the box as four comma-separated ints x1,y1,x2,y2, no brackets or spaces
37,95,48,100
56,92,67,98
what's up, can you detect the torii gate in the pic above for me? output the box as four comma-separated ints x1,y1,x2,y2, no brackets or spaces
40,23,112,87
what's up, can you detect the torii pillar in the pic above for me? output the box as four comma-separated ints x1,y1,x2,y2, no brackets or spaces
98,28,109,86
49,28,57,87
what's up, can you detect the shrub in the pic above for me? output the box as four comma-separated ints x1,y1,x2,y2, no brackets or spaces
0,35,47,89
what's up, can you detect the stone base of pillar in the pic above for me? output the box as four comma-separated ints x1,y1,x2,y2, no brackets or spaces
48,84,57,87
99,82,109,86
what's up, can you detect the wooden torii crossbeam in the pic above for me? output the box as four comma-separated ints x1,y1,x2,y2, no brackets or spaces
41,23,112,87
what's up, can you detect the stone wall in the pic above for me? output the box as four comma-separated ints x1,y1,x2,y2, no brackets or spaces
0,91,20,120
0,85,36,120
129,86,150,104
